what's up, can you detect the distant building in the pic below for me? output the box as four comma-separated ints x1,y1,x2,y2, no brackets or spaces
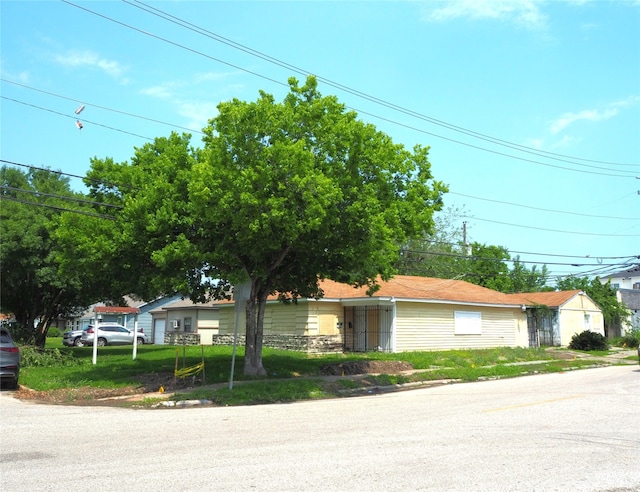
599,264,640,291
617,289,640,333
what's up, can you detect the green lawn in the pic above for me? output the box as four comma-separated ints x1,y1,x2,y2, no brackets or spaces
16,338,628,406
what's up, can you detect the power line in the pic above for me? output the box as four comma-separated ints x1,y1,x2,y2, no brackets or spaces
411,238,639,261
1,186,123,209
466,216,640,237
1,78,200,135
1,96,154,141
0,196,116,220
0,159,138,191
450,191,638,221
400,249,632,267
59,1,639,179
5,78,636,185
125,0,639,170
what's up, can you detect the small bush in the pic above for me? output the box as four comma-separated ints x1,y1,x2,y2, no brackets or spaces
47,327,62,338
569,330,609,351
20,346,83,368
617,329,640,349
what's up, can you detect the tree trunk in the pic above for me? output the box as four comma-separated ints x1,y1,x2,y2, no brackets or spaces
34,318,52,349
243,280,268,376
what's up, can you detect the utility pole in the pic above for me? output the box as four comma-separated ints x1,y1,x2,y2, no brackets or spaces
463,221,472,256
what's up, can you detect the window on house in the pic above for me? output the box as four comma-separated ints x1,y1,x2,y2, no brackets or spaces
584,313,592,331
184,317,192,333
454,311,482,335
612,283,620,290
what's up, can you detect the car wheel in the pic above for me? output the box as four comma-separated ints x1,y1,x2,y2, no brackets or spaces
97,338,107,347
8,378,19,390
136,337,144,345
74,337,84,347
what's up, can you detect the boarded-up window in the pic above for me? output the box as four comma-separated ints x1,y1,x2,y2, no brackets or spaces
454,311,482,335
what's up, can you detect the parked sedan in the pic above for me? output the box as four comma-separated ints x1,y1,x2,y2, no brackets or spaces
0,327,20,389
80,324,148,347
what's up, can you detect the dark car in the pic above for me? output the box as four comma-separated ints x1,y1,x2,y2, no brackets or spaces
0,327,20,389
63,327,88,347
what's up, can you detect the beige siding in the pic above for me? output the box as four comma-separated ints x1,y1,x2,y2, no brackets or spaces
217,302,309,335
558,293,605,345
514,314,529,347
196,311,219,330
217,306,239,334
263,303,300,334
395,302,521,352
309,301,343,336
198,328,217,345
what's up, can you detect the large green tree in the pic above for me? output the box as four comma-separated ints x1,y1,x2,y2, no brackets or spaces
71,76,446,375
0,166,99,346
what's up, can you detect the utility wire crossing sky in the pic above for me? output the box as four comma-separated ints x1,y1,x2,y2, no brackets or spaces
1,0,638,281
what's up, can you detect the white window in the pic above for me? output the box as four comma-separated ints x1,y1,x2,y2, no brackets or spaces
454,311,482,335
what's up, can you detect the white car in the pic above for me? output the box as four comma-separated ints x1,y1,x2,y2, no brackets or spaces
80,323,147,347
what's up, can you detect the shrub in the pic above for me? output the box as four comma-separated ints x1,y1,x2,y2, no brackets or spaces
569,330,609,351
618,329,640,349
20,346,83,368
47,327,62,338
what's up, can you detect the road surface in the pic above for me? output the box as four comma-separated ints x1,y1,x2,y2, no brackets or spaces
1,365,638,491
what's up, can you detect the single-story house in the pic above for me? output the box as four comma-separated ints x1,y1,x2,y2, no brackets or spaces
506,290,605,347
149,297,220,345
150,275,604,353
69,294,182,337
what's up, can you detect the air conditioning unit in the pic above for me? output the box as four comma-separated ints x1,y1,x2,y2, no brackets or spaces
172,319,180,329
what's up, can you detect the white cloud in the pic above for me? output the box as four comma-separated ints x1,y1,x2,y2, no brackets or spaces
421,0,548,30
550,96,640,133
140,85,176,99
54,50,128,83
140,71,237,130
177,101,220,132
523,137,545,149
551,134,578,149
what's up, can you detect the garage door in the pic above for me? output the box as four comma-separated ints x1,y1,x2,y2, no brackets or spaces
153,319,166,345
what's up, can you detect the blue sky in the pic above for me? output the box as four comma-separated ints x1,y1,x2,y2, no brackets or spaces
2,0,639,283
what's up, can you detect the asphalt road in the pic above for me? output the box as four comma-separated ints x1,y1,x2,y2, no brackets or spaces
1,365,639,492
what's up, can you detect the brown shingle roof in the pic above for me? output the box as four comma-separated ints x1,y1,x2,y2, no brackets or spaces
505,290,582,308
195,276,583,309
316,275,521,306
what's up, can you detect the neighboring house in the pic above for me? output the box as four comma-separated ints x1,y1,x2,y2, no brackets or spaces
506,290,605,347
599,264,640,290
151,275,605,353
149,298,220,345
617,289,640,333
70,294,182,341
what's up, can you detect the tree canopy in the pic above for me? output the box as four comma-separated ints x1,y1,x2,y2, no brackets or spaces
0,165,99,345
66,76,446,375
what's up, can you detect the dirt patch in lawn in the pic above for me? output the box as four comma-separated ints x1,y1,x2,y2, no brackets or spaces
319,360,414,376
14,371,197,404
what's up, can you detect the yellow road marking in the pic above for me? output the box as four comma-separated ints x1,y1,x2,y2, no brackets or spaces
484,395,584,413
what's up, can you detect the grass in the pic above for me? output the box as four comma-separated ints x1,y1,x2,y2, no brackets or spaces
17,338,636,406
